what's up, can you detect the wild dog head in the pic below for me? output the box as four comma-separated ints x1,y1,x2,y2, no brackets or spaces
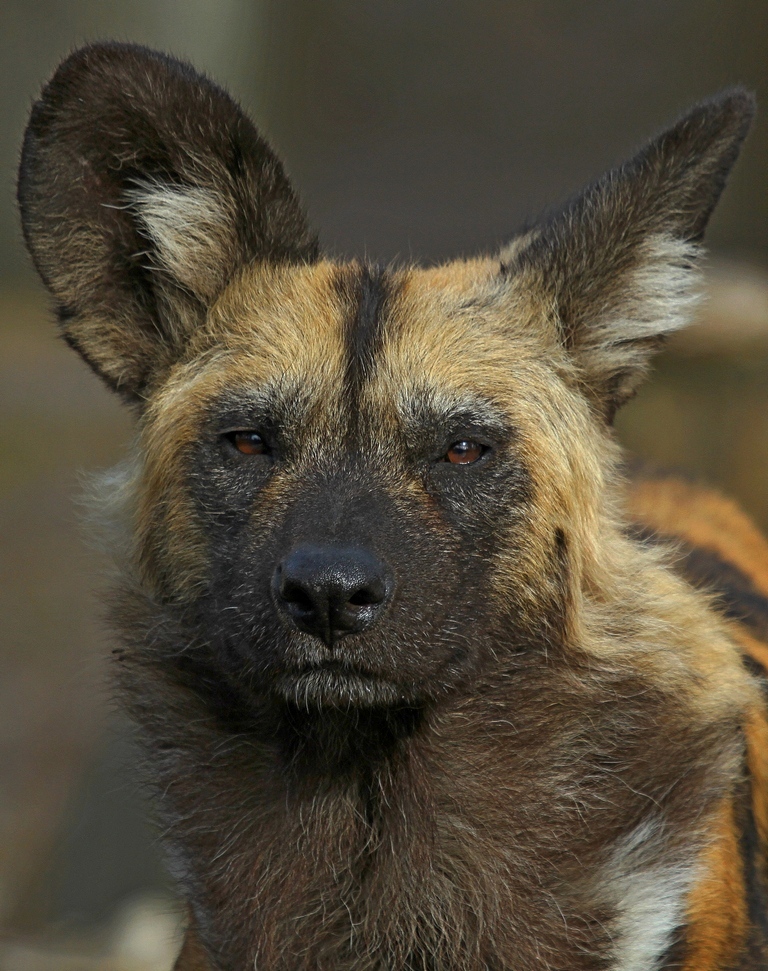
18,44,754,718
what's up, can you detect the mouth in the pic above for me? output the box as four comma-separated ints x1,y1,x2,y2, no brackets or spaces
274,660,414,708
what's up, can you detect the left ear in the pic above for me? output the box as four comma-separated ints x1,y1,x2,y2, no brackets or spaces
503,90,755,421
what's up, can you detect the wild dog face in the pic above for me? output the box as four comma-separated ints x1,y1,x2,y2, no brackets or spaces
18,44,754,718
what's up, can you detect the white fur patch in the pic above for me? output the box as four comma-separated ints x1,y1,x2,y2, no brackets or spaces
608,865,691,971
83,456,140,564
595,818,697,971
127,183,234,301
602,234,704,344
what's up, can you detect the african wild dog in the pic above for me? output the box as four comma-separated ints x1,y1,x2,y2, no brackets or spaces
18,42,768,971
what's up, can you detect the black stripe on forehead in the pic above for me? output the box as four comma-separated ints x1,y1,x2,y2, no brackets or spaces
335,263,391,404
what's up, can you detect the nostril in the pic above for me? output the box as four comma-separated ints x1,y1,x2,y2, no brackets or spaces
348,584,385,607
281,580,315,614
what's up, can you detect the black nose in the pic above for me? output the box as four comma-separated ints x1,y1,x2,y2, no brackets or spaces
272,545,393,643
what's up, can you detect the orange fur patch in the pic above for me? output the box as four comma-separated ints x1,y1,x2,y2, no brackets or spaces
683,797,748,971
745,702,768,853
626,478,768,598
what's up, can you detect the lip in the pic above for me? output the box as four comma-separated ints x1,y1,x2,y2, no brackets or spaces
274,661,411,708
296,658,363,676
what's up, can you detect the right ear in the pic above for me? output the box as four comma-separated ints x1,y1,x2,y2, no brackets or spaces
18,43,318,401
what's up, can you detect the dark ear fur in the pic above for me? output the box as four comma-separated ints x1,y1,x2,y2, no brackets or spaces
504,90,755,421
18,43,318,400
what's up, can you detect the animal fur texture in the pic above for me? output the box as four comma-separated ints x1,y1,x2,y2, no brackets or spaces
18,43,768,971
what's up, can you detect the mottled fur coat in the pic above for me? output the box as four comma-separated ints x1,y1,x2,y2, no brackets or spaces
18,43,768,971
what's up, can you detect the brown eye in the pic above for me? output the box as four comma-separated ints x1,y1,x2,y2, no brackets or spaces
228,431,267,456
445,440,486,465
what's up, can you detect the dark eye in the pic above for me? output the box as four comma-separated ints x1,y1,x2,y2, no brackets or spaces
444,440,487,465
226,430,268,456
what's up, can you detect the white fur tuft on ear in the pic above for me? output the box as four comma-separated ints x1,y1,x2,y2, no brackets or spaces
562,233,705,417
600,234,704,344
127,183,236,302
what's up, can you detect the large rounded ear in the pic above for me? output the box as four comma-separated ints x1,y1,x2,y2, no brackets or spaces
502,90,755,422
18,43,318,401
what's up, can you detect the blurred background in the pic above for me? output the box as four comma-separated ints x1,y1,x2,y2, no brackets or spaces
1,2,767,968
